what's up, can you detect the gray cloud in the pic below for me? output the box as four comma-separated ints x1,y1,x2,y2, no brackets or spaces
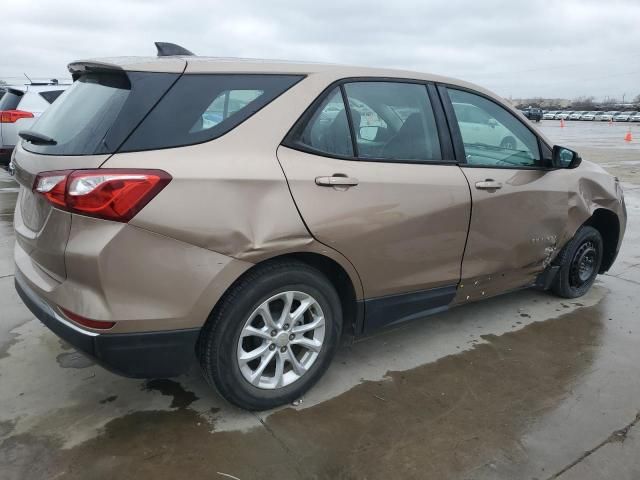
2,0,639,100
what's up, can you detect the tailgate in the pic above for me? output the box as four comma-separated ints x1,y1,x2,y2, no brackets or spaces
12,66,183,282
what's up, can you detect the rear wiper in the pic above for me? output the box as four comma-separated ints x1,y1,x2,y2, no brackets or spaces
18,130,57,145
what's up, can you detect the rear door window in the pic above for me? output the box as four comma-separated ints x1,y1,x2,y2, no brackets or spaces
344,82,442,162
121,74,302,152
290,87,354,157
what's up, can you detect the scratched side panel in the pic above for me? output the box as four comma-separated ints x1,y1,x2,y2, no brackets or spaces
452,159,626,305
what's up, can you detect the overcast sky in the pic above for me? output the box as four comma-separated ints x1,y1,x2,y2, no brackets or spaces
2,0,639,100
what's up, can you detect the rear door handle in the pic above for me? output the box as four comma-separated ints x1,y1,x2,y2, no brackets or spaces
475,179,503,190
315,175,359,187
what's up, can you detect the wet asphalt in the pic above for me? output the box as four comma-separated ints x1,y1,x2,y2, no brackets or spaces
1,120,639,479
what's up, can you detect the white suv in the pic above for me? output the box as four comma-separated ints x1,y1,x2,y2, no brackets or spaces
0,82,68,167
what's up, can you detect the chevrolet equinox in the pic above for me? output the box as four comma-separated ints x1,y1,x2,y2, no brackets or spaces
13,43,626,410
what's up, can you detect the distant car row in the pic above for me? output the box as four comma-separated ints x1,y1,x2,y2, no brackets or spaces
541,110,640,122
0,81,69,166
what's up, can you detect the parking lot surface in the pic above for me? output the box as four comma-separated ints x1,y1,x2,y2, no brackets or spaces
1,121,639,479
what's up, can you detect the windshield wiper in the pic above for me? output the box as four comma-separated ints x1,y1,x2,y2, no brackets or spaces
18,130,57,145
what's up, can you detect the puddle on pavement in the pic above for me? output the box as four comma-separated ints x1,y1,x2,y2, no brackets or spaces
56,351,95,369
0,302,605,480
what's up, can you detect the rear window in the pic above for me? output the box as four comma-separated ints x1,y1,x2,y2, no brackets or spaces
23,73,302,155
120,74,302,152
23,72,179,156
0,88,23,111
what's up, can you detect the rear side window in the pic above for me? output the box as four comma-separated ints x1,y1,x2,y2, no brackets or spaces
39,90,65,104
23,72,179,156
121,74,302,152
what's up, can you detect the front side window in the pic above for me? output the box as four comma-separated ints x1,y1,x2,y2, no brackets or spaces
448,88,541,168
344,82,441,162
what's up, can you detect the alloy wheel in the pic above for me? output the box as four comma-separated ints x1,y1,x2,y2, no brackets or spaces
236,291,326,389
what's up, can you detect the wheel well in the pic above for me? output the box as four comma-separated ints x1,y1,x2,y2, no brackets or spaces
211,252,360,338
282,252,360,337
584,209,620,273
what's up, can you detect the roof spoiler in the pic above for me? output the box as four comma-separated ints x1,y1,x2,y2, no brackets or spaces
155,42,195,57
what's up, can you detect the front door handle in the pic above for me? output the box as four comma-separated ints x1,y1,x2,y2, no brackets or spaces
475,179,503,190
315,175,359,187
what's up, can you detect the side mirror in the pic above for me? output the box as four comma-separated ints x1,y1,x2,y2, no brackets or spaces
487,118,498,128
552,145,582,169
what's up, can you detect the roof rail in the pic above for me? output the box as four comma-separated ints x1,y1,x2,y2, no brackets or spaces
155,42,195,57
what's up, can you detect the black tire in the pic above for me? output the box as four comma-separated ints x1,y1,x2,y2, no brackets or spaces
500,136,517,150
552,226,603,298
197,260,342,410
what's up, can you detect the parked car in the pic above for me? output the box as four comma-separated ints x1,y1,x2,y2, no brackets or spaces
557,111,573,120
522,107,543,122
543,111,559,120
613,111,637,122
0,81,68,167
13,43,627,410
599,111,619,122
594,112,608,121
580,111,599,121
630,112,640,122
569,111,586,120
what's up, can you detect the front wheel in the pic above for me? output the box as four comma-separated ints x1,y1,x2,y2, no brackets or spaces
198,260,342,410
552,226,603,298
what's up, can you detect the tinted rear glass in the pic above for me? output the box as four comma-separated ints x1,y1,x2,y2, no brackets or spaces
120,74,303,152
0,89,23,111
23,72,179,156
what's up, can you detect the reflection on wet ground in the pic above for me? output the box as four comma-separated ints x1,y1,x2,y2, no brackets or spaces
0,300,610,479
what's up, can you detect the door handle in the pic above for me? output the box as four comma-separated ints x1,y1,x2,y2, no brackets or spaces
315,175,359,187
475,179,503,190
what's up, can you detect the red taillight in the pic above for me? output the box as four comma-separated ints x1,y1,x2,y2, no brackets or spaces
59,307,116,330
0,110,34,123
33,169,171,222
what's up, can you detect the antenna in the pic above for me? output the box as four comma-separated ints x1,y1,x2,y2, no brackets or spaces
155,42,195,57
23,73,33,84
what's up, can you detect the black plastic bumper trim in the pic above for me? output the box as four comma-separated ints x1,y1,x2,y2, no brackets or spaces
15,273,200,378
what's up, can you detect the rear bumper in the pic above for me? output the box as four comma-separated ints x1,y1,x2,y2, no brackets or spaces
15,272,200,378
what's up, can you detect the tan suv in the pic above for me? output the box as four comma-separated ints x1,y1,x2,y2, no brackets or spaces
13,44,626,410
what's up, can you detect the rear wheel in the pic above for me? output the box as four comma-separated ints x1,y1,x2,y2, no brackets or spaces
552,226,603,298
198,260,342,410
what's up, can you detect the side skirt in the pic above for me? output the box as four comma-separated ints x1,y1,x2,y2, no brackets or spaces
361,285,457,334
